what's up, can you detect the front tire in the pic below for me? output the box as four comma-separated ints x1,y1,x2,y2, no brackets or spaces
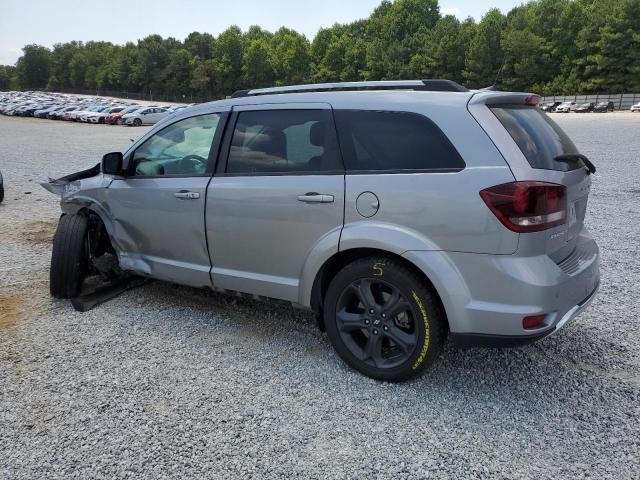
50,214,90,298
133,118,142,127
324,257,446,382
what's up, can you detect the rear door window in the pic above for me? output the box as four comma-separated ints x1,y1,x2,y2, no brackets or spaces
226,110,342,174
490,105,579,171
333,110,465,172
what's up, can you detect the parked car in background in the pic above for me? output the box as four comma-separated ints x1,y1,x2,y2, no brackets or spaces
49,105,79,120
168,105,190,114
555,101,577,113
121,107,169,126
72,105,108,122
34,105,59,118
593,101,615,112
80,106,121,123
105,105,141,125
85,106,127,124
62,106,89,121
44,80,599,382
631,102,640,112
540,101,561,112
575,102,595,113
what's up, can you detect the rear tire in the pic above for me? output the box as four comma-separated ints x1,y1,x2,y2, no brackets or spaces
324,257,446,382
50,214,90,298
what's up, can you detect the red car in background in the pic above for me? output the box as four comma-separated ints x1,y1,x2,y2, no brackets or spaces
106,105,142,125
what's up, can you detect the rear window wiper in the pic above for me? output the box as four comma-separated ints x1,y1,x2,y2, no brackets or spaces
554,153,596,175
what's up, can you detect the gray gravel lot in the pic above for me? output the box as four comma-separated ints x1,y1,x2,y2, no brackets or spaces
0,114,639,479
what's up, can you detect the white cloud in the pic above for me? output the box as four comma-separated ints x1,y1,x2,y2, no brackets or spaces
441,7,462,17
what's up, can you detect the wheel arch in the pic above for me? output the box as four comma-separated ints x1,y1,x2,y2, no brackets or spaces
63,202,119,255
309,247,449,332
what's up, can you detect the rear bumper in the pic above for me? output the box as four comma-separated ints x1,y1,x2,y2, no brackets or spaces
403,230,600,341
450,280,599,348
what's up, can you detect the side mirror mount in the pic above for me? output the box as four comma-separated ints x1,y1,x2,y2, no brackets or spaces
101,151,124,176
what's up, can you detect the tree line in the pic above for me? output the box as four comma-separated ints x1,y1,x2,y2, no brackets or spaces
1,0,638,98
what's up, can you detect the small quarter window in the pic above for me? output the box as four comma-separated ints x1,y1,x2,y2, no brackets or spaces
226,110,342,174
333,110,465,172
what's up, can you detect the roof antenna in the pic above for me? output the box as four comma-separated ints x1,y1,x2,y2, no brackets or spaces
482,59,506,91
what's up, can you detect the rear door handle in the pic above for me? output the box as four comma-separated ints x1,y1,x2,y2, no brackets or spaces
174,191,200,200
297,193,334,204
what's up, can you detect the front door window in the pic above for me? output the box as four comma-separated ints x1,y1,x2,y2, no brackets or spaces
131,114,222,177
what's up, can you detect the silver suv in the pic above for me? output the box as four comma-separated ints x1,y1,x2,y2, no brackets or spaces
45,80,600,382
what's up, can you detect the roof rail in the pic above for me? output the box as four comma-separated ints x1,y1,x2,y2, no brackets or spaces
230,79,468,98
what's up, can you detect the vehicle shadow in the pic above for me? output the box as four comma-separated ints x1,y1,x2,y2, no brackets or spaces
134,280,624,408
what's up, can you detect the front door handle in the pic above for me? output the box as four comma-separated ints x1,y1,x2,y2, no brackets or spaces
297,193,334,204
174,191,200,200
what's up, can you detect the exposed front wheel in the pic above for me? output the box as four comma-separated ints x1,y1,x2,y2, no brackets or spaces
50,214,90,298
324,257,446,382
133,118,142,127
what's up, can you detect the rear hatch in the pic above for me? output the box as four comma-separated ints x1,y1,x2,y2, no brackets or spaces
468,92,594,262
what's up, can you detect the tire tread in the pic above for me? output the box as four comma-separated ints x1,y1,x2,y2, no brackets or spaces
50,214,89,298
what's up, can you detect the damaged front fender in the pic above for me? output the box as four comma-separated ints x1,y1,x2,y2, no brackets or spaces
40,163,101,196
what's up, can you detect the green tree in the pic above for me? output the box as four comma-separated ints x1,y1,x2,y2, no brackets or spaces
243,39,275,88
0,65,16,90
271,28,311,85
184,32,215,61
408,16,475,82
14,44,52,89
214,26,245,95
464,8,506,88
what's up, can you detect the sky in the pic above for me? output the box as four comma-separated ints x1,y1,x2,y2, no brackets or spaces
0,0,522,65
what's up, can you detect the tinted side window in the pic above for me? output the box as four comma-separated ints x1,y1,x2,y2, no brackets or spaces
226,110,342,174
131,114,221,176
333,110,465,172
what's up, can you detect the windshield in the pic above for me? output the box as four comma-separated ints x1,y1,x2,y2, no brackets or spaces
490,105,580,171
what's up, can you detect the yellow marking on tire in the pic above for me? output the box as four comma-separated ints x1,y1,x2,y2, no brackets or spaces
373,262,385,276
411,291,430,370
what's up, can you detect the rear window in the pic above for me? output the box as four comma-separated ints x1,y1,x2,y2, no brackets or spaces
490,105,579,171
333,110,465,172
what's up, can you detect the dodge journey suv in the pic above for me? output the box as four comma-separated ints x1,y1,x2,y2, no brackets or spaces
45,80,600,382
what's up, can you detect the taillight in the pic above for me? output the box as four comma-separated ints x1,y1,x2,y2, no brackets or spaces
480,181,566,233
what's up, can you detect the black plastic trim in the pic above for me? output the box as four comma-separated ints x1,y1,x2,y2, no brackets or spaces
450,330,552,349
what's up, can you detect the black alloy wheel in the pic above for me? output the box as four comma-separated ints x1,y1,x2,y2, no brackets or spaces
336,278,417,369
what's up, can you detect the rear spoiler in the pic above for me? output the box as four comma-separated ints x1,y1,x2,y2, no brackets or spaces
40,163,100,196
468,91,540,107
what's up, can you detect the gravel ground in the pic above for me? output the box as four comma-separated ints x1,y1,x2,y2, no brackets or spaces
0,114,639,479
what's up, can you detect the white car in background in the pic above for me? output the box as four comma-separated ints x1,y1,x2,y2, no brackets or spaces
66,105,102,121
121,107,169,126
555,101,577,113
84,106,126,124
631,102,640,112
78,106,114,123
